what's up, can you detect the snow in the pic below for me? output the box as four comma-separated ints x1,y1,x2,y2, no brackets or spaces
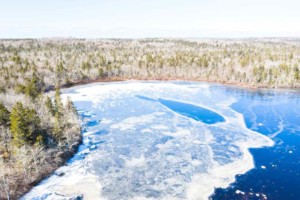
22,81,274,200
235,190,245,195
125,155,146,167
110,113,157,131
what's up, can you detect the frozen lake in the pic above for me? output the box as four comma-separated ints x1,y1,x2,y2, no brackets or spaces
23,81,300,200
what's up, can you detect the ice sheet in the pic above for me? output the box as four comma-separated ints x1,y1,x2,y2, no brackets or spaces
22,81,274,200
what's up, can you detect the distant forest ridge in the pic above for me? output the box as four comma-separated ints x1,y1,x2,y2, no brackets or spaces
0,38,300,90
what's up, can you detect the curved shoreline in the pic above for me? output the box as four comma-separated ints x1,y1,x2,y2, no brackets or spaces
59,76,300,92
18,135,83,200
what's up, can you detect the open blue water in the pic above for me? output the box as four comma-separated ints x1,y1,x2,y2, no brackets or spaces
212,87,300,200
135,95,225,124
23,81,300,200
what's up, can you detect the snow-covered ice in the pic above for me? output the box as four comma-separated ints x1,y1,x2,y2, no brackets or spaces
22,81,274,200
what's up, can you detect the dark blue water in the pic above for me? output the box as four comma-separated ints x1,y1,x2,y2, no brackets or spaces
211,87,300,200
157,98,225,124
135,95,225,124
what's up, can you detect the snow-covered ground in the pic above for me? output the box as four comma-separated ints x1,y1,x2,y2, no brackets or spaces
22,81,274,200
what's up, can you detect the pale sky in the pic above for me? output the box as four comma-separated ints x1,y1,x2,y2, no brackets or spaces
0,0,299,38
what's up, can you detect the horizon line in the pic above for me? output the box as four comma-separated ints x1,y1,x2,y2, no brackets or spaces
1,36,300,40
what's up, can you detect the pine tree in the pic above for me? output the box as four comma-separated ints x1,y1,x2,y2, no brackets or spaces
15,73,44,100
10,102,42,147
0,102,10,127
54,87,63,116
25,73,44,99
98,68,104,78
53,112,62,140
52,88,65,140
55,62,65,83
45,96,55,115
0,103,11,155
65,97,77,114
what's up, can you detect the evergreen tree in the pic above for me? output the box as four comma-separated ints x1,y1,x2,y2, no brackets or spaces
25,73,44,99
66,97,77,114
98,68,104,78
53,112,62,139
55,62,65,83
10,102,42,147
15,73,44,99
45,96,55,115
54,87,63,116
52,88,65,140
0,102,10,127
56,62,63,73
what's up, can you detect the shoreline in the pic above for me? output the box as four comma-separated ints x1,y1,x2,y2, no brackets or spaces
59,76,300,92
18,135,83,200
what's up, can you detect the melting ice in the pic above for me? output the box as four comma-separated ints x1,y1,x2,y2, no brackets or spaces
22,81,274,200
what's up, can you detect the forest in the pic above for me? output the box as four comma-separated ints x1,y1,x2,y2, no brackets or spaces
0,38,300,199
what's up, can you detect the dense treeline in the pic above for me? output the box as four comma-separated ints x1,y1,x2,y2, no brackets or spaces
0,38,300,199
0,39,82,199
0,38,299,89
0,86,81,199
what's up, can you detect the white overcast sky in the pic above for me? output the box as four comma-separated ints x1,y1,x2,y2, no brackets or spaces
0,0,299,38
